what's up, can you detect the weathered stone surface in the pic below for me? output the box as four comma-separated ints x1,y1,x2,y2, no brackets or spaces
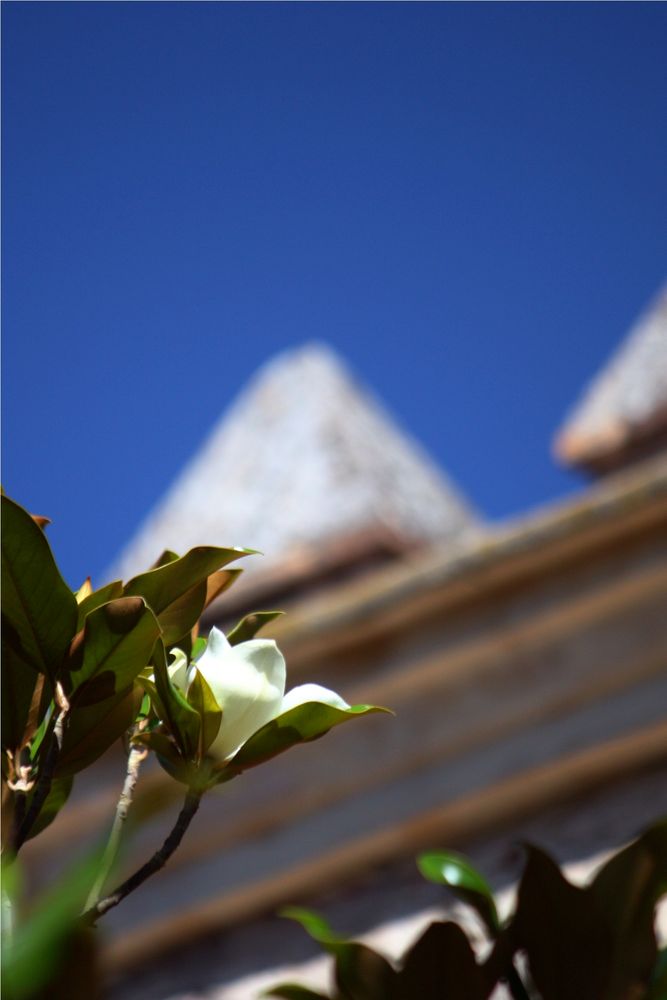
109,344,479,585
556,283,667,472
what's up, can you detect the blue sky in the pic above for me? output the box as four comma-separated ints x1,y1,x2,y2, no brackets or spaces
3,2,667,587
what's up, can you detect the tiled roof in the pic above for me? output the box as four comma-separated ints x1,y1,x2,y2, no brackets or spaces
109,344,479,584
555,284,667,471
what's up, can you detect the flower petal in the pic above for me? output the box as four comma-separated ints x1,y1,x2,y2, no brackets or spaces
198,635,286,760
167,648,189,692
280,683,349,714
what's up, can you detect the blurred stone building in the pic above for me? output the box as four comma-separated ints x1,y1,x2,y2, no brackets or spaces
26,285,667,998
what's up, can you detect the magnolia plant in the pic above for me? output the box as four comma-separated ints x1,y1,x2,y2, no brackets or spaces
1,492,388,986
269,821,667,1000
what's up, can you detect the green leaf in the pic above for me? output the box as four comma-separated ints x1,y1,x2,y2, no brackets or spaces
510,845,610,1000
132,730,195,784
64,597,160,707
150,639,201,759
417,851,500,935
191,636,207,660
281,907,343,951
280,909,396,1000
224,702,390,776
76,580,123,630
227,610,285,645
1,495,78,680
24,775,74,841
187,667,222,757
57,684,143,777
588,818,667,999
1,851,102,1000
124,546,255,645
396,921,489,1000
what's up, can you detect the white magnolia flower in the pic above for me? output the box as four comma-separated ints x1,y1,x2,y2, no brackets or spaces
168,626,349,761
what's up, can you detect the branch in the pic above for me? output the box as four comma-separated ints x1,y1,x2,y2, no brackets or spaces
84,743,148,911
11,688,69,855
82,788,202,924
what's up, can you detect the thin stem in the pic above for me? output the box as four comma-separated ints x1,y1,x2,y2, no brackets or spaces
84,744,148,911
82,788,202,925
11,696,69,855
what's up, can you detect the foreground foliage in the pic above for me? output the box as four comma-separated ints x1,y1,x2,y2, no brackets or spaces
269,819,667,1000
1,493,387,997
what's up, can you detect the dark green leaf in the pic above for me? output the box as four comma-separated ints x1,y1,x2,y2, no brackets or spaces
132,730,196,785
124,546,255,645
264,986,331,1000
1,495,78,680
335,943,395,1000
76,581,123,631
646,947,667,1000
158,579,208,649
188,668,222,757
203,568,244,611
24,775,74,841
57,685,142,776
417,851,500,935
589,818,667,999
1,651,45,754
397,921,489,1000
225,703,390,776
64,597,160,706
227,610,285,645
150,549,180,569
510,845,610,1000
280,909,396,1000
150,639,200,759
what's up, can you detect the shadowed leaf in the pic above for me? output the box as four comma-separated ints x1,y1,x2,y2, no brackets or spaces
57,685,143,776
64,598,160,706
2,653,46,755
188,668,222,757
227,610,284,645
397,921,489,999
24,775,74,841
76,581,124,630
204,568,243,611
510,845,610,1000
2,495,78,681
589,818,667,999
150,639,201,759
124,546,255,645
264,987,330,1000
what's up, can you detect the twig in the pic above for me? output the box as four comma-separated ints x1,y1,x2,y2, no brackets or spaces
11,687,69,855
82,788,202,925
84,744,148,911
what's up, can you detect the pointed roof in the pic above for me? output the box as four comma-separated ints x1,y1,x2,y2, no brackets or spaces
109,344,479,589
555,284,667,474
